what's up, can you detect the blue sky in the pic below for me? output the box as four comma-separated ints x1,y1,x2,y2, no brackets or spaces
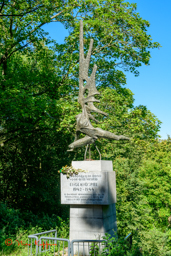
126,0,171,140
43,0,171,140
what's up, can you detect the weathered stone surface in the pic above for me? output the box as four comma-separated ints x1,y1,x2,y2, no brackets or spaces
72,160,113,172
70,204,117,255
60,160,117,255
60,171,116,205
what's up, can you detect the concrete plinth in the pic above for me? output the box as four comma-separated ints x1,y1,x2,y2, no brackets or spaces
72,160,113,172
70,204,117,240
61,160,117,255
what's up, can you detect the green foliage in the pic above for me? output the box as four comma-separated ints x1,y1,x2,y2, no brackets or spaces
0,0,161,215
0,202,69,255
56,216,69,238
89,242,101,256
59,165,87,178
102,234,130,256
0,202,68,236
1,1,167,256
79,87,161,164
138,138,171,233
138,228,171,256
112,137,171,255
114,157,154,236
101,230,170,256
87,232,142,256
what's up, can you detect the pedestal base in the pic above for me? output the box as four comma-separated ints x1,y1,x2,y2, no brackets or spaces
61,161,117,255
70,204,117,254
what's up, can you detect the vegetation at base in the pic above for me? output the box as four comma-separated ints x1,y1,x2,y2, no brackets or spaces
0,0,170,255
0,202,69,255
88,230,170,256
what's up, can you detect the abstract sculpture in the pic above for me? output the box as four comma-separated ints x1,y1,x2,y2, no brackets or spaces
68,21,130,155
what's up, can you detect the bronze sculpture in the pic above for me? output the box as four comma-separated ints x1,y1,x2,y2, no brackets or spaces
68,21,130,154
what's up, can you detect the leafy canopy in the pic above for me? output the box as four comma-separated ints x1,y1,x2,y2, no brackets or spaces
0,0,161,232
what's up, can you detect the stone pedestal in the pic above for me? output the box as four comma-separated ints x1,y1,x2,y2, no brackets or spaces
60,160,117,255
70,204,117,240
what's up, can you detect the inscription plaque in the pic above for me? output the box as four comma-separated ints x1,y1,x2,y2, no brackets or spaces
61,172,116,205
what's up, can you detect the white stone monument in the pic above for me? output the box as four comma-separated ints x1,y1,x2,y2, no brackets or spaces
60,160,117,254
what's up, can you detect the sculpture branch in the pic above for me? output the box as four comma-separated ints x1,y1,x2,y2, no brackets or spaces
67,20,130,152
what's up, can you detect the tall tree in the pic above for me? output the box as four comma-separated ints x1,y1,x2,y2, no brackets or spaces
0,0,161,214
0,0,79,75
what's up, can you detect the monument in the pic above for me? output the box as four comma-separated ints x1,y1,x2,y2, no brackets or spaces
60,20,130,254
67,21,129,153
61,160,117,240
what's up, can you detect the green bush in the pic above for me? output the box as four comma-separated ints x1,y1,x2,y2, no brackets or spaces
100,229,171,256
0,202,69,255
101,232,142,256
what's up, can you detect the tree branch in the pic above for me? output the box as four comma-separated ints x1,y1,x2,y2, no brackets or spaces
0,4,45,17
45,111,58,120
28,9,64,36
50,10,63,20
0,14,23,16
93,38,114,54
0,0,4,13
0,7,65,65
10,13,13,38
7,42,30,58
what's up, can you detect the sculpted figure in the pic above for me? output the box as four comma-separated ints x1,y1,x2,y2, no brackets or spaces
68,21,129,152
